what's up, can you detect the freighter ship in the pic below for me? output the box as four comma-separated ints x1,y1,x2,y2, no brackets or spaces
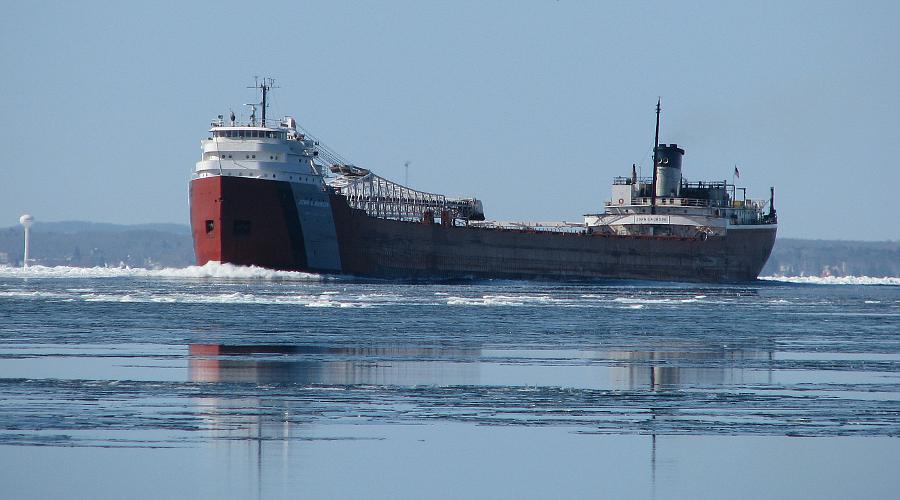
190,81,777,282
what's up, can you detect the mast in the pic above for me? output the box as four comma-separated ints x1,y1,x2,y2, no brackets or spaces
650,99,661,215
248,77,276,127
261,83,268,127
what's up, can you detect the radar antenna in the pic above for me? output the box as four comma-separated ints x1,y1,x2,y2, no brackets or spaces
244,103,257,126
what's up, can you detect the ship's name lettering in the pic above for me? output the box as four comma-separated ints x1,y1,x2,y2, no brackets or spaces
297,199,330,209
633,215,670,224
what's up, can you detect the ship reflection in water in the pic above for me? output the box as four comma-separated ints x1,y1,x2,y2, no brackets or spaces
188,343,483,386
605,348,773,389
188,343,771,389
185,343,776,497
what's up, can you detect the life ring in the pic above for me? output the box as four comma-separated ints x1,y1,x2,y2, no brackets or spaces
618,198,624,205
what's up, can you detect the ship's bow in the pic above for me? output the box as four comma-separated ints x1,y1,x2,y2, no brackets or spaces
189,176,309,270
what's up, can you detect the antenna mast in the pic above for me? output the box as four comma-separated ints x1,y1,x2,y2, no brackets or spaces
651,98,661,215
248,77,277,127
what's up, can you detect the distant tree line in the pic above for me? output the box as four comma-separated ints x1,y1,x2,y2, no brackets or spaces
0,223,194,268
761,238,899,277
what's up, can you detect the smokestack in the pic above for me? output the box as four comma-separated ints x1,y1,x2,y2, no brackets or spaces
654,144,685,197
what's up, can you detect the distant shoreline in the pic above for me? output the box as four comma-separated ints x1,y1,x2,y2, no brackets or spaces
1,222,897,277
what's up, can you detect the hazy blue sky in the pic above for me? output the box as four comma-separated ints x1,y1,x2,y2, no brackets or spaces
2,1,898,240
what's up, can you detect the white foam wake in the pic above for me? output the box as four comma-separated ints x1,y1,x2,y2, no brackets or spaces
445,294,562,306
760,275,900,286
0,261,323,281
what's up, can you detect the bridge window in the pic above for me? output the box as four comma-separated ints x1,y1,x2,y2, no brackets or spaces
214,129,286,139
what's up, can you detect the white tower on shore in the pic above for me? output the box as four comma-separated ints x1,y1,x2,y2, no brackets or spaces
19,214,34,268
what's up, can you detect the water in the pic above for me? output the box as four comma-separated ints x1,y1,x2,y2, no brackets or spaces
1,263,899,499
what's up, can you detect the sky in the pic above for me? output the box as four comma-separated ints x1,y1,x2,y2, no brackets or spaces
1,0,898,241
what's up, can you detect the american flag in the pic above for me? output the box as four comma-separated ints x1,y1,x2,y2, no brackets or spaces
734,166,740,178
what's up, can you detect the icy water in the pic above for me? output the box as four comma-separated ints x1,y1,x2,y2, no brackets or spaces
1,264,898,499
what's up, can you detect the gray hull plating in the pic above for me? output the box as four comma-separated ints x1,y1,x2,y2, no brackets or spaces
291,182,342,272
